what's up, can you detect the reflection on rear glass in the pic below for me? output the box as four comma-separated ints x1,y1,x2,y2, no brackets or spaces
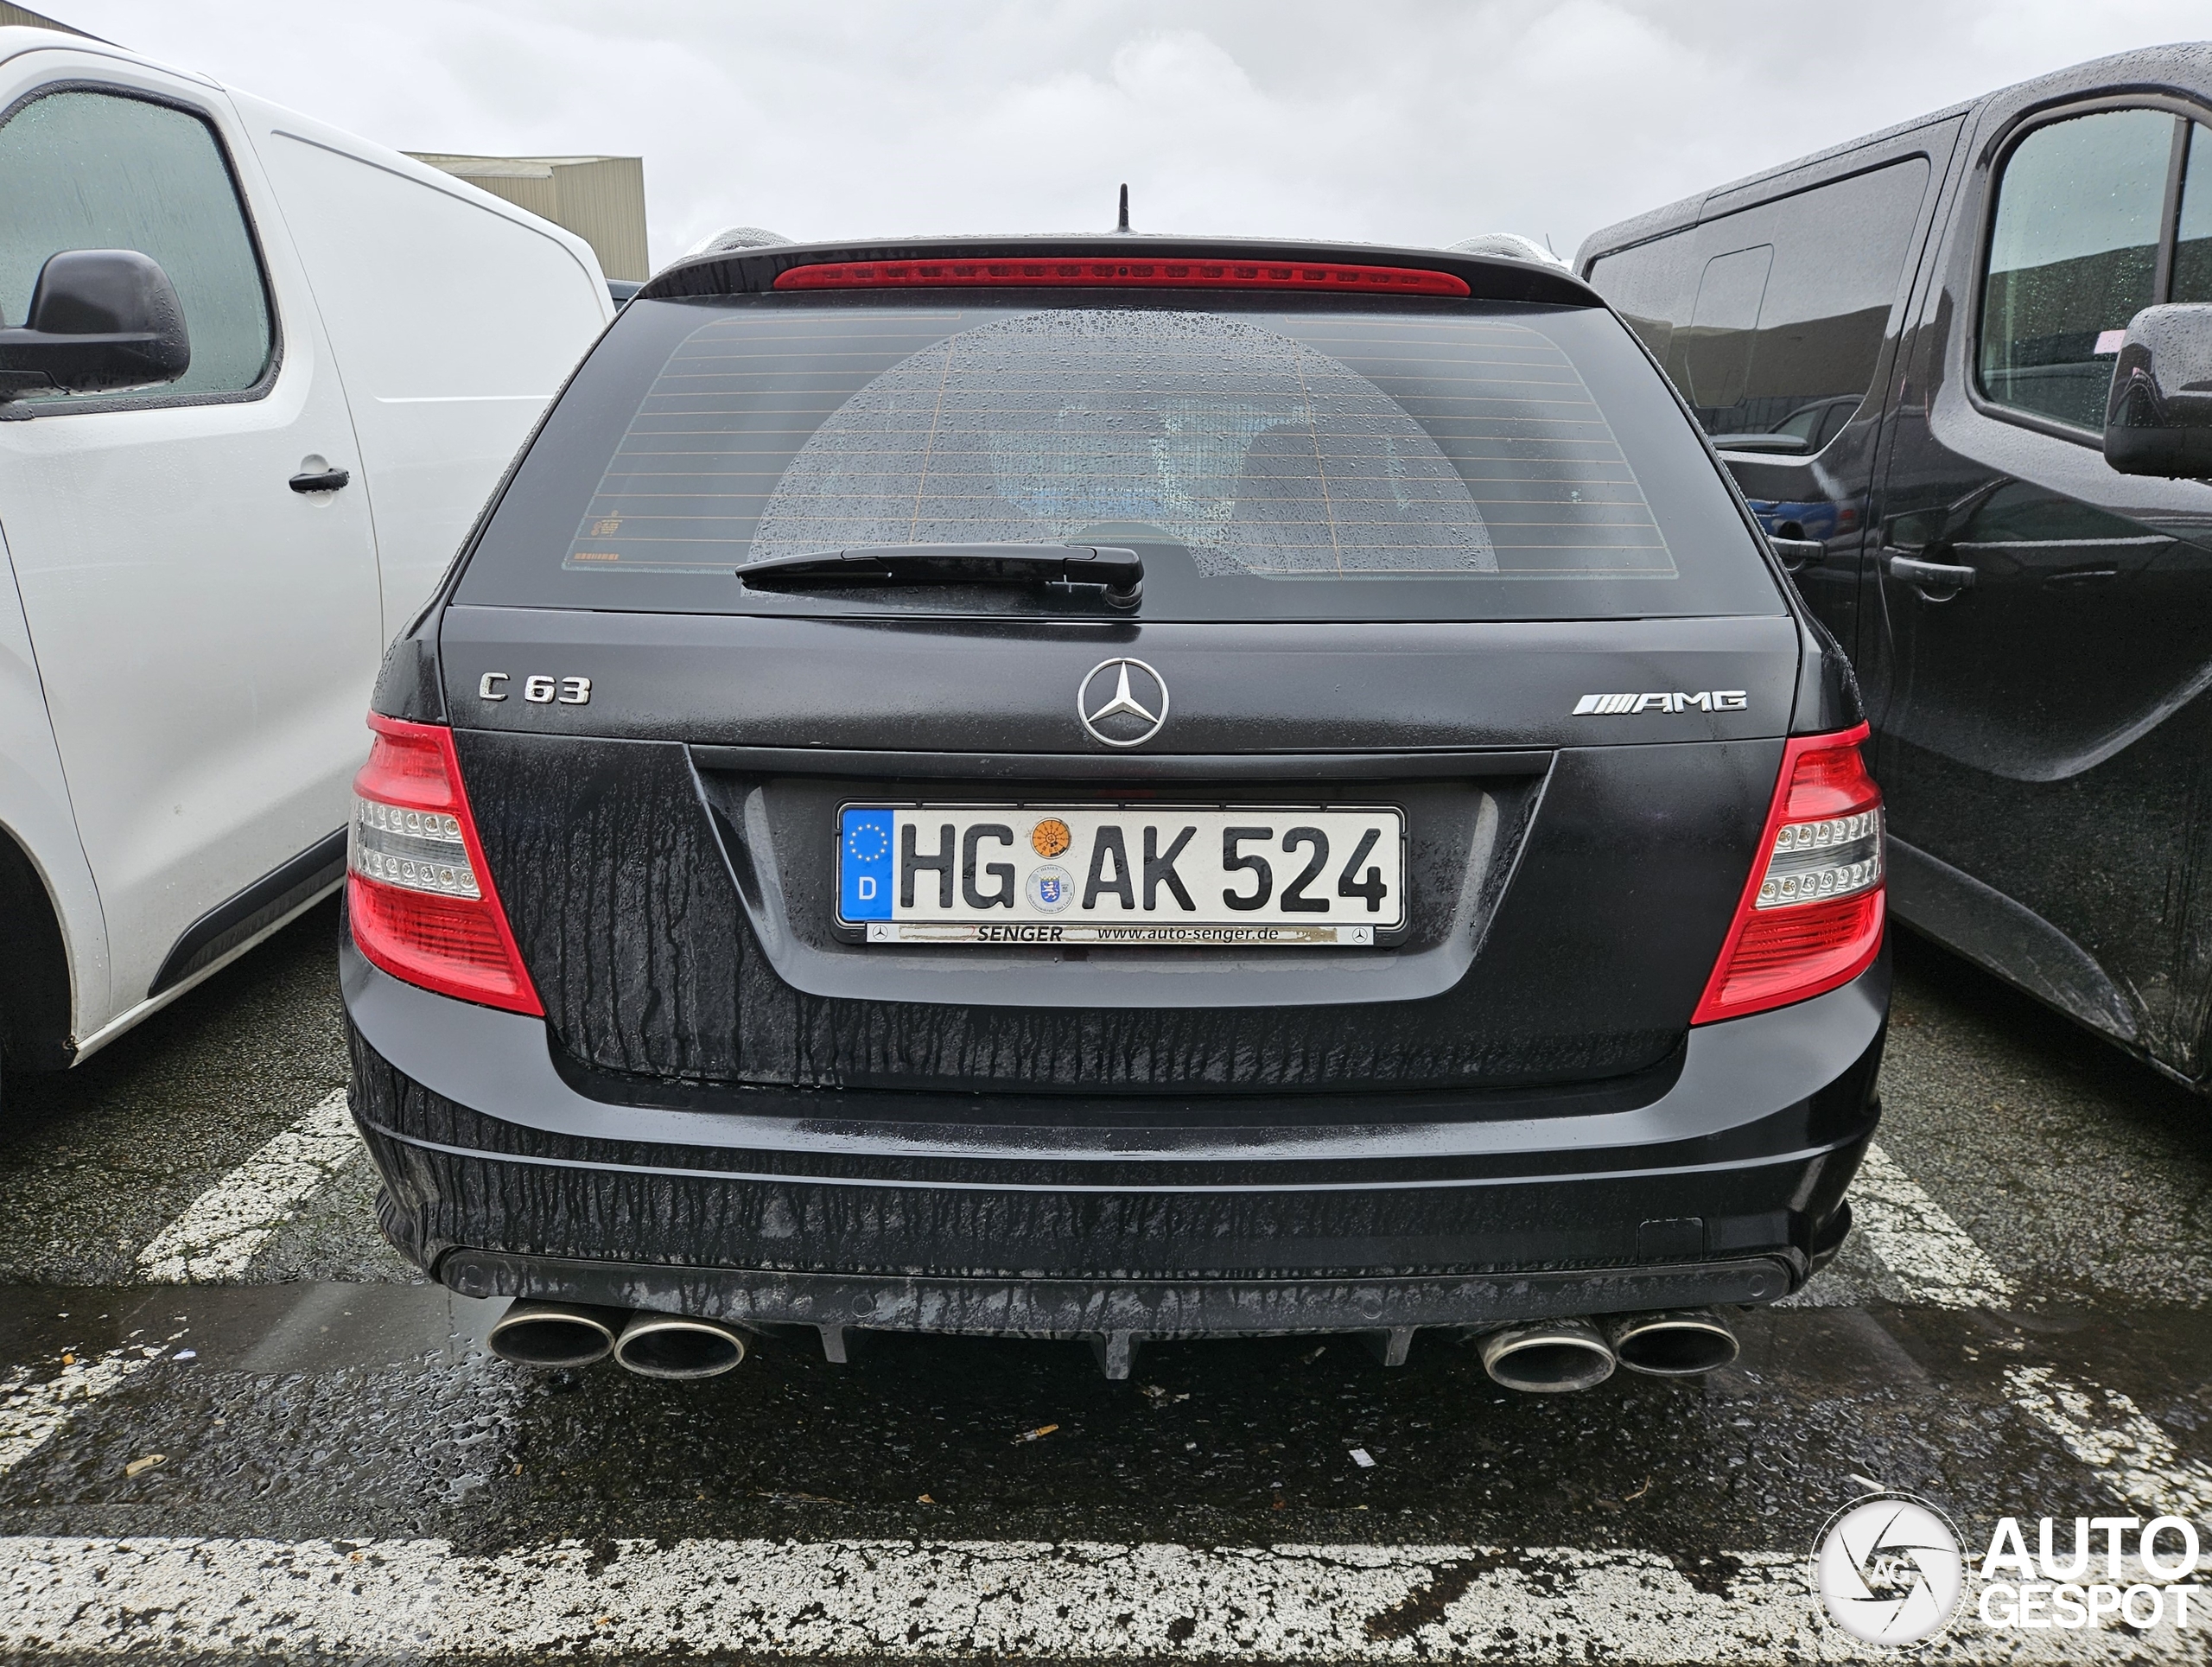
563,306,1673,582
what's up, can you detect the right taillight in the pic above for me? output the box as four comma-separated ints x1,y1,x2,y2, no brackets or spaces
346,714,543,1015
1694,722,1884,1024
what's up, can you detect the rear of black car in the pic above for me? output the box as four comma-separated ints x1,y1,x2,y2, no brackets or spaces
340,239,1886,1384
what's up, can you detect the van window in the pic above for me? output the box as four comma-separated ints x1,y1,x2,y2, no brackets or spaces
1979,108,2174,429
1680,245,1772,413
0,89,272,403
1667,160,1929,449
1585,230,1694,361
2177,124,2212,304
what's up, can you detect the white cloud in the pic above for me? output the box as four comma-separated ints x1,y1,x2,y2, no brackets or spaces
1111,29,1257,108
41,0,2212,268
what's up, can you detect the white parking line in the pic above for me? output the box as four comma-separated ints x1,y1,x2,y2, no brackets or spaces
2005,1366,2212,1520
0,1340,172,1475
3,1116,2195,1661
0,1535,2188,1661
1853,1151,2210,1530
1846,1142,2015,1308
0,1091,358,1476
134,1090,360,1283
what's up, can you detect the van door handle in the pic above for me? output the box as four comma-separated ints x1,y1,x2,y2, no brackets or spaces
1885,551,1975,596
289,467,351,493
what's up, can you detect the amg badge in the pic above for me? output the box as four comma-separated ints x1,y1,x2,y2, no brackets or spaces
1573,690,1748,716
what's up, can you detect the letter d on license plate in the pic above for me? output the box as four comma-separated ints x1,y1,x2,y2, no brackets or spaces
836,804,1403,945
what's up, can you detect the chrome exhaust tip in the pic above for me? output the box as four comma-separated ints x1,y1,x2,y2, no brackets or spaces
1607,1308,1739,1377
613,1312,747,1380
486,1300,626,1369
1478,1316,1616,1393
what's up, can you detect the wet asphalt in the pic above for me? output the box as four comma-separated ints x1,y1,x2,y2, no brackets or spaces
1,900,2209,1653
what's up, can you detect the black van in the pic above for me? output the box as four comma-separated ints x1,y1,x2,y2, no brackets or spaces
1579,43,2212,1085
344,239,1884,1389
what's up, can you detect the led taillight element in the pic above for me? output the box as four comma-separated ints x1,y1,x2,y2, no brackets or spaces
772,258,1471,296
347,715,542,1015
1694,723,1885,1024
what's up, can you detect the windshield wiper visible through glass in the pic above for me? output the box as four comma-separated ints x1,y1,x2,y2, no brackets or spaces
734,543,1143,608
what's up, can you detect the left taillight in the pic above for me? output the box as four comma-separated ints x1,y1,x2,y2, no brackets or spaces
1693,722,1885,1025
347,715,542,1015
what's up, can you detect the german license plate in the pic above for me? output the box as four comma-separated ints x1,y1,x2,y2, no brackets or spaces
836,805,1404,945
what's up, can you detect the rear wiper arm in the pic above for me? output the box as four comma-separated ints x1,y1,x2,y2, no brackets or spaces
734,543,1142,608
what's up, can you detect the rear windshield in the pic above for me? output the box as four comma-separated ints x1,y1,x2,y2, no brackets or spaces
457,292,1782,621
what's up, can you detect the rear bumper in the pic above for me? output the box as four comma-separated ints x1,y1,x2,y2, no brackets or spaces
341,935,1885,1341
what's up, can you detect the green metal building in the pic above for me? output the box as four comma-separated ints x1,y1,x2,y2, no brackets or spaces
406,153,649,281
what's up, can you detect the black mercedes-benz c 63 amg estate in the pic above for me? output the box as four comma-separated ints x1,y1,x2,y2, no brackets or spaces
341,238,1886,1391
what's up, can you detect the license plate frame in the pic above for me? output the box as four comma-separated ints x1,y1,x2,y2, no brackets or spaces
834,801,1407,945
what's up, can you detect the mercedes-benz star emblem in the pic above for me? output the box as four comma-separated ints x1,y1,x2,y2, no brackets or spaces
1077,658,1169,748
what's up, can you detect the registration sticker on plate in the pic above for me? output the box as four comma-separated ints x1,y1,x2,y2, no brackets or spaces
836,805,1403,945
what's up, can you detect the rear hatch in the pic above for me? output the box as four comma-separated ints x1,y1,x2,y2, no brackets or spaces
428,245,1800,1098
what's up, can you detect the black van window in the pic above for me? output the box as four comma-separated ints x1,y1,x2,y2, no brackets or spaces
1585,230,1694,362
2177,124,2212,305
459,294,1783,623
0,89,273,404
1980,108,2174,429
1666,159,1929,449
1680,245,1772,415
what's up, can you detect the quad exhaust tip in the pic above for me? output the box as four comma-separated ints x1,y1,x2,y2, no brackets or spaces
613,1312,748,1380
1478,1316,1616,1393
1478,1308,1740,1393
1608,1308,1739,1377
486,1300,626,1370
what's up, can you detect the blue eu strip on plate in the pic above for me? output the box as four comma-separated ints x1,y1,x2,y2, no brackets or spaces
840,807,894,920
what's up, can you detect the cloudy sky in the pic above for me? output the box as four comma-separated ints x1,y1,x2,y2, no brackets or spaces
46,0,2212,267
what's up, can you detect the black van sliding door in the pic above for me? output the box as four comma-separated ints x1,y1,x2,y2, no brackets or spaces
1587,125,1960,664
1874,99,2212,1066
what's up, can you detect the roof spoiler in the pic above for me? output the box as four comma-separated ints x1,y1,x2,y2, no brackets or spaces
638,235,1602,309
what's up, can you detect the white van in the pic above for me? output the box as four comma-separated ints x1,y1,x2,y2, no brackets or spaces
0,25,613,1098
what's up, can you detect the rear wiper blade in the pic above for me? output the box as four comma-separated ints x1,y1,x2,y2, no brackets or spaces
734,543,1142,608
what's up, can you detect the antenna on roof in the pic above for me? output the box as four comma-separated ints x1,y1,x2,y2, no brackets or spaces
1116,183,1131,233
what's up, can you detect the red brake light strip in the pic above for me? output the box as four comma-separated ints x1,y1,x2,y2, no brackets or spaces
772,259,1471,296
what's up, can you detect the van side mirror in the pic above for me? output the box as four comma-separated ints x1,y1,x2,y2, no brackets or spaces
2104,303,2212,477
0,249,191,402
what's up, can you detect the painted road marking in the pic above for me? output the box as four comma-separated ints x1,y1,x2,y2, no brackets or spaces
1847,1152,2211,1526
0,1340,173,1475
135,1090,359,1283
2005,1365,2212,1520
0,1115,2195,1658
0,1535,2196,1661
1846,1142,2014,1308
6,1086,355,1476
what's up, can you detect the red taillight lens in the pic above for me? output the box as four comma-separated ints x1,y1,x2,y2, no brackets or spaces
772,258,1471,296
346,715,542,1015
1693,723,1884,1024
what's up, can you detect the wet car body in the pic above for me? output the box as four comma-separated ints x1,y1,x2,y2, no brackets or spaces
341,238,1887,1376
1578,45,2212,1086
